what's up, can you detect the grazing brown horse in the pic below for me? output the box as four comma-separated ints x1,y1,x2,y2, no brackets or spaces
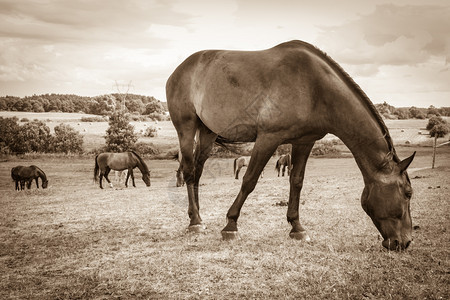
94,151,151,189
275,154,292,177
166,40,415,250
11,165,48,190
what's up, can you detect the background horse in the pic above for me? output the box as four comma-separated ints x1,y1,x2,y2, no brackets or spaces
233,156,249,179
94,151,151,189
275,154,292,177
234,156,264,180
167,40,415,250
11,165,48,190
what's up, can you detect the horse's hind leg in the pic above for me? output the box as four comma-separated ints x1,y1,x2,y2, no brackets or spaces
192,123,217,227
129,169,136,187
222,135,281,239
287,142,315,241
235,166,241,180
104,168,113,188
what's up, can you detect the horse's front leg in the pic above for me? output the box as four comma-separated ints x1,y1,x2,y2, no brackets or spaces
222,136,280,240
35,178,39,189
287,142,315,241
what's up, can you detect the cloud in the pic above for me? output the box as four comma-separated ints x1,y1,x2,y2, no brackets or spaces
317,4,450,68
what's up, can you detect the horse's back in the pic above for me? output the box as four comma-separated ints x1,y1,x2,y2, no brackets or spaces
167,40,333,142
97,152,134,171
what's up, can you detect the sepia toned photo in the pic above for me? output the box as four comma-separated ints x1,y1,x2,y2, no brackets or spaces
0,1,448,299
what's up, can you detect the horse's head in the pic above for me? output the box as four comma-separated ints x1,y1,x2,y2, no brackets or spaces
361,152,415,251
42,180,49,189
142,172,151,187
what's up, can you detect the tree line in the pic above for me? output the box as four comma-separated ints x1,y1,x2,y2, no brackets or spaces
0,93,166,116
374,102,450,119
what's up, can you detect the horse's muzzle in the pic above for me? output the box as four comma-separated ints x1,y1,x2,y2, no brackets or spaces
382,238,411,251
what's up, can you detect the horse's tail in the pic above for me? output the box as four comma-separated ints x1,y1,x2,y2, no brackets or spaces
233,158,237,175
94,154,99,182
275,158,280,171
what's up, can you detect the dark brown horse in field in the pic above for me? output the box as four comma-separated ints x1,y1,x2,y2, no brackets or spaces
167,40,415,250
11,165,48,190
94,151,151,189
275,154,292,177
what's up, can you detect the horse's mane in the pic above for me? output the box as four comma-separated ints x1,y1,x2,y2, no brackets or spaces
30,165,47,179
130,151,149,173
279,40,399,162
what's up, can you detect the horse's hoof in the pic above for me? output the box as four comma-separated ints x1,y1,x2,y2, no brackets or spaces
188,224,206,233
289,231,311,241
221,231,239,241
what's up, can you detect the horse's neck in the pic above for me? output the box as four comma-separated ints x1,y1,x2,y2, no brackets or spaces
37,169,47,180
328,99,392,182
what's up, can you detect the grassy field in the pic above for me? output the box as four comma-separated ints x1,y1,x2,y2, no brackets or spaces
1,112,449,299
1,146,449,299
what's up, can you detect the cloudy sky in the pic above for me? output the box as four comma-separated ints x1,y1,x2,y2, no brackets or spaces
0,0,449,107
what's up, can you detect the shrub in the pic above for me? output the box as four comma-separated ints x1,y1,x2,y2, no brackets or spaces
105,111,138,152
132,142,159,156
13,120,51,153
311,141,340,156
81,116,105,122
144,126,158,137
51,123,84,153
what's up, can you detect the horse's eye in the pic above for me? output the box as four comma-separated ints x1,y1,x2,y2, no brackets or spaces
405,190,412,199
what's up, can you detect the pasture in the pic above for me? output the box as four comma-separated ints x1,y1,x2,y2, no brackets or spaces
1,146,449,299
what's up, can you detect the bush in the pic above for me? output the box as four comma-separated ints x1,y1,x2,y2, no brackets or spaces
50,123,84,153
13,120,51,153
132,142,159,156
81,116,105,122
144,126,158,137
105,111,138,152
311,141,340,156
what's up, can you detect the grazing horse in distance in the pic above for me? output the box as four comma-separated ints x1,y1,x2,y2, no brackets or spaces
234,156,264,180
11,165,48,190
167,40,415,250
233,156,249,180
94,151,151,189
275,154,292,177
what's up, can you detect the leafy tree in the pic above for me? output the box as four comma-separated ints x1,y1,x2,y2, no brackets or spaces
427,105,440,117
104,111,138,152
427,116,449,169
426,116,445,131
409,106,426,119
51,123,84,153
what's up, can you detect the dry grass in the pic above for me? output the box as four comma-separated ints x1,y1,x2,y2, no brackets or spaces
1,147,449,299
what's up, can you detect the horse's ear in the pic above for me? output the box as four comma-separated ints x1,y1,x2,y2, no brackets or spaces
398,151,416,173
